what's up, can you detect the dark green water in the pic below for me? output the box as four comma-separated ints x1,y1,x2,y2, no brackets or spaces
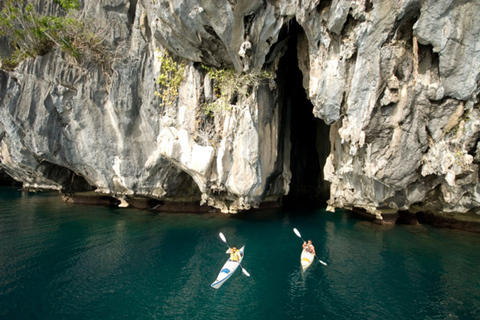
1,187,479,320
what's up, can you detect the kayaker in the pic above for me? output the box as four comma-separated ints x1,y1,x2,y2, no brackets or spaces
303,240,316,255
226,246,240,262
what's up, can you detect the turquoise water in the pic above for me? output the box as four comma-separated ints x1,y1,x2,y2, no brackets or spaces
1,187,479,320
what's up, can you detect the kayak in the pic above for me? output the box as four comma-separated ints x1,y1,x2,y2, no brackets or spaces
301,249,314,271
211,245,245,289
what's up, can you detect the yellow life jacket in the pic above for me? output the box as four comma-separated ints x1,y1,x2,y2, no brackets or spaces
228,249,240,261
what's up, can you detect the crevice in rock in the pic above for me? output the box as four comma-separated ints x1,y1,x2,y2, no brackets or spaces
275,19,331,205
418,43,439,79
386,4,420,45
365,0,373,13
127,0,138,27
140,7,152,43
316,0,332,14
243,13,255,39
468,139,480,161
339,12,358,37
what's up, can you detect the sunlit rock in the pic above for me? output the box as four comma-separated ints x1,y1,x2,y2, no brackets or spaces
0,0,480,227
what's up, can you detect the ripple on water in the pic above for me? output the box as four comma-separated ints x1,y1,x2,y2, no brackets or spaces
1,188,480,320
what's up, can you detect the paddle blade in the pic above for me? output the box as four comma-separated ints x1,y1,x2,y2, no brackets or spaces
241,267,251,277
219,232,227,243
293,228,302,238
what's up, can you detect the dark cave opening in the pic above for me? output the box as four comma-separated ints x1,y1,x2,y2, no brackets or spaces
36,161,94,193
274,20,331,206
0,169,21,187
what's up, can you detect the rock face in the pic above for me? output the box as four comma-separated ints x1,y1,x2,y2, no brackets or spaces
1,0,480,226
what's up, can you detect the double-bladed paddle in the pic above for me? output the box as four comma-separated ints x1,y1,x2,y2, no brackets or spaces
219,232,251,277
293,228,328,266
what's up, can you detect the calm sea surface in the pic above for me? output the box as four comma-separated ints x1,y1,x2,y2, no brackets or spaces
1,186,479,320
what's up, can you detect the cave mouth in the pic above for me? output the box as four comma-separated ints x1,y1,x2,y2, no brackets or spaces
274,20,331,206
0,169,22,187
36,161,94,193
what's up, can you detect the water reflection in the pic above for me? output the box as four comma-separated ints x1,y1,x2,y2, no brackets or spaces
1,188,480,320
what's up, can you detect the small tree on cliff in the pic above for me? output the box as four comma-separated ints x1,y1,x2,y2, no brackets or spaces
155,49,186,108
0,0,106,69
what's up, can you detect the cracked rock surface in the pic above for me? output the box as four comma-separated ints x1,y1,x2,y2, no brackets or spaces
1,0,480,225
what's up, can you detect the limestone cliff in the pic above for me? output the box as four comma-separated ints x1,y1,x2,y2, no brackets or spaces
0,0,479,227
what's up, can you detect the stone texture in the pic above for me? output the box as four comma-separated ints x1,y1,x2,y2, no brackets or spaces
0,0,480,225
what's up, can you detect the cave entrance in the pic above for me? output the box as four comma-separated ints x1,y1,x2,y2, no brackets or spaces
0,169,21,187
274,20,331,206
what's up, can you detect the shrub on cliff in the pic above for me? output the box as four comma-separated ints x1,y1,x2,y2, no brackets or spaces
202,65,274,116
155,49,186,108
0,0,105,70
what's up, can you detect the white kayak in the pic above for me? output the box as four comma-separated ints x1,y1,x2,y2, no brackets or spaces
301,249,314,271
211,245,245,289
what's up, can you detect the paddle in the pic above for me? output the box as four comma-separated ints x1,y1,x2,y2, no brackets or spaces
219,232,251,277
293,228,328,266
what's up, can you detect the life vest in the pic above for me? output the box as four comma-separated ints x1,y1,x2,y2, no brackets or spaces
228,248,240,261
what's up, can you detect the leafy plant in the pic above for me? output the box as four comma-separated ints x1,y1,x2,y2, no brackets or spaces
155,49,186,107
0,0,105,69
53,0,80,11
202,65,273,116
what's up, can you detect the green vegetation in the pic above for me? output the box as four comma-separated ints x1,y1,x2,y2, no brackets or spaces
191,65,274,148
0,0,105,69
53,0,80,10
155,49,186,108
202,65,274,116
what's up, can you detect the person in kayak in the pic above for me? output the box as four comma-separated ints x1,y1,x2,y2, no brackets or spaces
303,240,316,255
226,246,240,262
